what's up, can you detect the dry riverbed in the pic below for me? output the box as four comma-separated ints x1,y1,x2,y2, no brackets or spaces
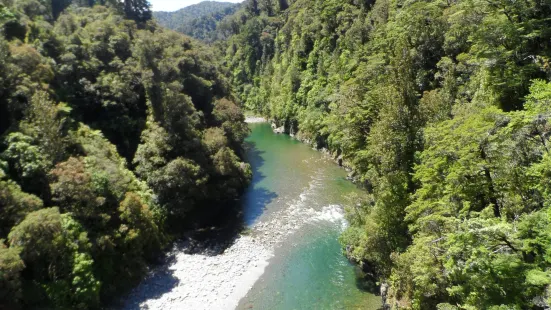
122,234,272,310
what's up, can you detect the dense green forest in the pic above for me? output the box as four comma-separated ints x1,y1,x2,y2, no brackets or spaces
4,0,551,308
0,0,250,308
153,1,241,42
219,0,551,308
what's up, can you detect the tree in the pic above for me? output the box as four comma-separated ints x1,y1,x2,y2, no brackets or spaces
118,192,162,262
0,180,43,238
8,208,100,308
213,98,249,146
152,2,240,42
2,132,51,197
51,0,72,19
19,91,69,164
203,127,228,155
0,1,250,307
221,0,551,308
0,243,24,309
122,0,151,23
385,80,551,307
49,157,103,217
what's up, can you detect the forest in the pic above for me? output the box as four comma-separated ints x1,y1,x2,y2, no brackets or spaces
0,0,251,308
3,0,551,308
153,1,240,42
215,0,551,308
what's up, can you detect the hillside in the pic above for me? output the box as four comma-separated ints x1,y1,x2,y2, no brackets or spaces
222,0,551,308
0,1,250,308
3,0,551,309
154,1,241,41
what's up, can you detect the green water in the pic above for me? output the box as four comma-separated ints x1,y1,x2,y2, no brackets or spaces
237,123,381,310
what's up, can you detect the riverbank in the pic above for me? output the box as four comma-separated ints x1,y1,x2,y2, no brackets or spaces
122,205,348,309
122,235,272,310
244,116,267,123
121,123,379,310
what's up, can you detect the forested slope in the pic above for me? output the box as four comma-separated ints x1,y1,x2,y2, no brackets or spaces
4,0,551,308
222,0,551,308
0,1,250,308
154,1,241,42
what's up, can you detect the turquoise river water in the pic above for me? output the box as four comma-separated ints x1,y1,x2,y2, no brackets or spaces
236,123,381,310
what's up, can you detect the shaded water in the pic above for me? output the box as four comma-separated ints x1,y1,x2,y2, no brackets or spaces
237,123,381,309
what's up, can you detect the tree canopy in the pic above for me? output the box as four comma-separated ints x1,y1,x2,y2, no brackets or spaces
219,0,551,308
153,1,241,42
0,1,250,308
4,0,551,308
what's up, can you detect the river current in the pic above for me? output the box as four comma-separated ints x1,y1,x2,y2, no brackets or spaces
236,123,380,309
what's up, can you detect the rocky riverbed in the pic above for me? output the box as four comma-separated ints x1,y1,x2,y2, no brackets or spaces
122,198,346,310
244,116,267,123
122,234,272,310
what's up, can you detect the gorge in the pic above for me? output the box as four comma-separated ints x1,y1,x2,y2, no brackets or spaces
123,121,382,309
3,0,551,309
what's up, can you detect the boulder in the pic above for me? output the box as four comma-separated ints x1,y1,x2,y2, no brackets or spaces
273,126,285,134
380,282,391,310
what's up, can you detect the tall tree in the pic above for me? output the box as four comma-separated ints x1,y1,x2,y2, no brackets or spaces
123,0,151,23
51,0,73,19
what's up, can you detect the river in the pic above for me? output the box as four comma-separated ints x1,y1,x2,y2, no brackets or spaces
123,122,381,310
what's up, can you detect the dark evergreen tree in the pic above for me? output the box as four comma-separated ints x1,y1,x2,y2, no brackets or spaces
0,3,250,308
51,0,73,18
123,0,151,23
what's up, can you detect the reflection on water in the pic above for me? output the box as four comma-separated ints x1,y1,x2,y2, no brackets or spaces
241,140,277,225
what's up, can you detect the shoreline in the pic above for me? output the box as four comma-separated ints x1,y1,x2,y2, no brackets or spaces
244,116,267,123
121,121,359,310
122,235,273,310
121,189,350,310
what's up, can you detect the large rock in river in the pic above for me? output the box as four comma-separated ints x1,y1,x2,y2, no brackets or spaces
271,122,285,134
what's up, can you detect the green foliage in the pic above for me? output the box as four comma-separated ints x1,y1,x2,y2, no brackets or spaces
118,192,161,258
8,208,100,309
0,242,24,309
0,1,250,308
213,98,250,145
223,0,551,308
58,214,100,309
153,1,241,42
121,0,152,23
145,155,208,215
2,132,51,197
0,179,43,238
50,157,102,217
203,127,229,154
19,91,70,163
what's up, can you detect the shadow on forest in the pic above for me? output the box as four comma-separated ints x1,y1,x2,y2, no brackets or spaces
119,253,180,309
353,263,381,296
